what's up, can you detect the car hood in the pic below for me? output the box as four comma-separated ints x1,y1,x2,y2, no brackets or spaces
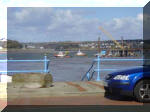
110,66,150,76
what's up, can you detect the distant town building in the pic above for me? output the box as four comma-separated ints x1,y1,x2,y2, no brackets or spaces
0,38,7,42
40,47,44,49
26,45,36,49
0,38,7,49
78,39,143,50
22,39,143,53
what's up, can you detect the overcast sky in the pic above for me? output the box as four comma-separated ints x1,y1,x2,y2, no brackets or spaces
7,7,143,42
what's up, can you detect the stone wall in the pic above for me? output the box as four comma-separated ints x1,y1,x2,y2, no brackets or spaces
12,73,53,88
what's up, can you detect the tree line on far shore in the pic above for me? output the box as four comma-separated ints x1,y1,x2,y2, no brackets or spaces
7,40,23,49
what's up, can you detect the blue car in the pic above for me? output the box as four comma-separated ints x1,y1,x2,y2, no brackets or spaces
104,66,150,102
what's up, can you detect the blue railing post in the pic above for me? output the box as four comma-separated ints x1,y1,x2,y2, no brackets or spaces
96,55,100,81
81,58,144,81
86,72,90,81
44,55,47,74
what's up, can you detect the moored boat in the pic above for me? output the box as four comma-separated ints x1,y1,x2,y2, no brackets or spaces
94,50,106,57
76,49,86,56
54,51,66,58
94,53,101,57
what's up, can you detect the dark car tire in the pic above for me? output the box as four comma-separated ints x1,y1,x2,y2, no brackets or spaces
134,80,150,103
104,87,111,97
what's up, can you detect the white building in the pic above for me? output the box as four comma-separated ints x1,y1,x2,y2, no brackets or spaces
0,38,7,42
27,45,36,49
0,38,7,49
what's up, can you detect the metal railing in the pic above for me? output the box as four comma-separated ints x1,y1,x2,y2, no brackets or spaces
0,55,50,74
81,56,145,81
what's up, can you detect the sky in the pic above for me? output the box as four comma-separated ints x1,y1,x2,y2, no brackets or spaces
7,7,143,42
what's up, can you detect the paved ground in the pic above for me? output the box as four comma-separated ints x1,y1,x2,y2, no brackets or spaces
0,99,7,112
7,94,142,106
0,83,7,112
7,81,142,106
0,81,145,111
7,81,105,99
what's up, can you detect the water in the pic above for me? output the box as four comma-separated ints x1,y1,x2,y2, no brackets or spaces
0,53,6,59
0,53,7,73
3,52,143,81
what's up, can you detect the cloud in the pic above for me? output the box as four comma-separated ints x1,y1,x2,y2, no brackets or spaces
7,8,143,42
100,14,143,39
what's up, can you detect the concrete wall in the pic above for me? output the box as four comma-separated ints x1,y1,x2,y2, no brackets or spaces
0,75,12,83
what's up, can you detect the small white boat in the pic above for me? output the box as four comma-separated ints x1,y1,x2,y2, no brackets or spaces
54,51,65,57
76,49,86,56
108,52,112,57
94,50,106,57
94,53,101,57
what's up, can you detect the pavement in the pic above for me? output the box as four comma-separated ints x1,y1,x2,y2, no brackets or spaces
0,83,7,112
7,81,105,99
7,81,142,105
0,81,143,111
7,95,142,105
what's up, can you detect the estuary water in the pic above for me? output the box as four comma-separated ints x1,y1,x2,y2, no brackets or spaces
0,53,7,73
1,51,143,82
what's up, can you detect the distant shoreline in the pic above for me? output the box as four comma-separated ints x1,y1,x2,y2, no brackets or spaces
7,49,97,53
8,49,55,53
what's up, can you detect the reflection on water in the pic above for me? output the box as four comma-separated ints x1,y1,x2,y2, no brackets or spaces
7,52,143,82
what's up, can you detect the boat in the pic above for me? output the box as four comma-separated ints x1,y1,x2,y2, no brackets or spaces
107,52,112,57
54,51,66,58
94,53,101,57
64,51,71,58
76,49,86,56
94,50,106,57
